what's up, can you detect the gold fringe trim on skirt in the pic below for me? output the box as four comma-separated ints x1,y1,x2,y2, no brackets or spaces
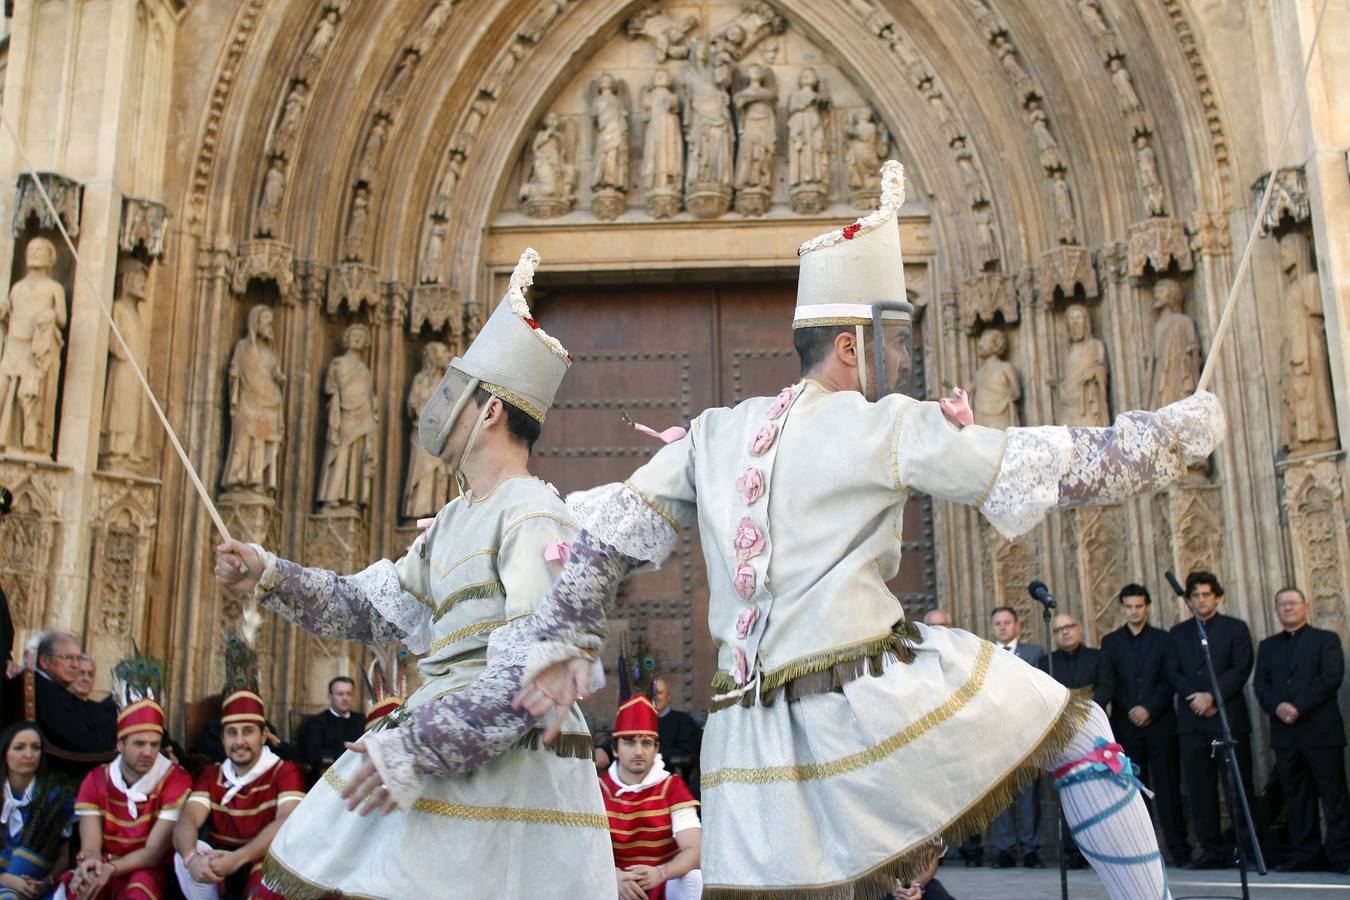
709,622,922,713
700,692,1097,900
261,850,385,900
510,728,594,761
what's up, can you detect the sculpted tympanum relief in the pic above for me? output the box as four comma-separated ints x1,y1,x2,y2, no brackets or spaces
402,342,455,519
972,327,1021,429
1060,304,1110,427
786,67,830,214
732,63,777,216
844,110,889,210
1146,278,1200,408
521,113,578,218
641,69,684,218
101,259,151,469
1278,232,1338,454
683,41,735,218
590,74,630,221
222,305,286,497
317,324,378,511
0,237,68,455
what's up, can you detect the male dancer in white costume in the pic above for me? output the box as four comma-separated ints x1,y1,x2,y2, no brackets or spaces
213,250,616,899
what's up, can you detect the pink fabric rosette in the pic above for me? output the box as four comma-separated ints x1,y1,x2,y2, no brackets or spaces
733,518,765,562
735,467,764,505
732,563,756,599
732,648,750,686
767,387,796,421
749,423,778,457
735,606,759,639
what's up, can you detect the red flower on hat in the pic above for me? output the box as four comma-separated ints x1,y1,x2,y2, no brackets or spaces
522,315,541,330
842,223,862,240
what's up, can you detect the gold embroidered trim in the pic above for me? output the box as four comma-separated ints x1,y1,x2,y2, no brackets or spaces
622,481,682,531
468,474,544,503
792,316,871,328
429,548,496,580
480,380,546,422
510,729,595,761
703,637,988,789
261,851,388,900
502,512,579,541
429,617,505,652
890,398,919,492
432,580,503,622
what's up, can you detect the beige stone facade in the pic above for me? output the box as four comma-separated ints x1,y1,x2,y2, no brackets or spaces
0,0,1348,772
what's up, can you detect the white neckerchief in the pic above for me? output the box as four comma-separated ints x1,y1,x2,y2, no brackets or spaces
109,753,172,819
2,779,33,839
609,753,671,796
221,746,280,806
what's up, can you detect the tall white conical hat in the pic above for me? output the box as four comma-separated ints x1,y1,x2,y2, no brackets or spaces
418,248,570,456
793,160,909,328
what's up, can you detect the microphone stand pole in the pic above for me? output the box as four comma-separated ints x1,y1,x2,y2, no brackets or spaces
1039,604,1070,900
1192,608,1265,898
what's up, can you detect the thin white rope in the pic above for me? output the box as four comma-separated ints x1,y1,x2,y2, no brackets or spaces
0,108,233,543
1197,0,1332,393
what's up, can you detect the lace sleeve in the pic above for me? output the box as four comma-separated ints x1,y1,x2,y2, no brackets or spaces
253,550,426,649
566,482,679,565
980,391,1225,539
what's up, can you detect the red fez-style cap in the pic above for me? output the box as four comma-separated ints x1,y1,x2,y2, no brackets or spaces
613,694,659,739
117,699,166,740
366,697,403,730
221,690,267,727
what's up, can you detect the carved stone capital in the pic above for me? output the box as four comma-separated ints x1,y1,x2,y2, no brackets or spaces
385,281,410,327
1037,245,1098,303
232,240,298,304
13,172,81,238
196,235,234,282
120,196,173,260
959,273,1017,334
0,460,66,631
1100,240,1129,284
1188,212,1231,257
1252,166,1310,233
940,290,961,336
409,284,461,336
325,263,382,317
1127,217,1193,278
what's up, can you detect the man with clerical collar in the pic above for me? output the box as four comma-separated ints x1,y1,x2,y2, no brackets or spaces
650,677,700,781
174,690,306,899
601,695,702,900
1255,586,1350,872
57,698,193,899
31,633,117,779
300,677,364,779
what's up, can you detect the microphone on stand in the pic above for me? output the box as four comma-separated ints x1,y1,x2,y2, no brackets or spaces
1027,580,1057,609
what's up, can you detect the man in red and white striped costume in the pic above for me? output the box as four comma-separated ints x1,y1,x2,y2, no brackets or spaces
600,695,702,900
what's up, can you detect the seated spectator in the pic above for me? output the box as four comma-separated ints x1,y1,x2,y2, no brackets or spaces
173,690,305,899
57,698,193,899
923,609,954,628
300,677,364,777
651,677,701,792
32,633,117,780
70,656,96,701
0,720,75,899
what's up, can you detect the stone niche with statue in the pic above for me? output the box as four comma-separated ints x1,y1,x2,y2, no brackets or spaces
499,0,895,225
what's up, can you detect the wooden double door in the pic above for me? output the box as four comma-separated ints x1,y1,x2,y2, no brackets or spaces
529,283,936,721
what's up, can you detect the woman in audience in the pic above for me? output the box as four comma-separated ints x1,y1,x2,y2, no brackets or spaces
0,721,74,899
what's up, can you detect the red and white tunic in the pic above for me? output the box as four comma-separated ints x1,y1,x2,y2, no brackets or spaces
600,761,700,900
187,758,306,895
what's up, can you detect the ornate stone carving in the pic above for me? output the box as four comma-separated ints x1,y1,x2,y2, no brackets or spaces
1076,0,1122,62
991,532,1038,626
1188,212,1231,257
100,260,151,471
1108,58,1151,136
221,305,286,499
306,507,369,574
709,0,786,60
482,43,527,101
952,139,987,207
786,67,830,214
356,116,390,185
255,158,287,238
88,474,158,637
959,273,1017,334
625,3,698,60
590,74,631,221
1074,505,1127,642
940,291,961,336
844,110,890,211
297,11,338,83
992,33,1036,107
520,113,577,218
1060,304,1110,427
409,285,460,339
411,0,457,57
0,461,62,629
119,197,171,260
1282,458,1350,632
0,238,68,456
1026,100,1063,174
1253,166,1310,233
378,52,419,117
326,263,382,317
1278,232,1338,455
973,205,998,270
732,64,777,217
1165,484,1224,588
1162,1,1230,183
1051,171,1079,244
972,328,1020,429
270,83,309,161
1037,245,1097,303
419,220,448,285
518,0,566,45
403,342,455,520
641,70,684,219
1127,217,1193,278
1146,278,1200,408
12,172,81,238
316,324,378,511
684,44,735,218
343,188,370,262
232,239,297,304
1135,136,1166,216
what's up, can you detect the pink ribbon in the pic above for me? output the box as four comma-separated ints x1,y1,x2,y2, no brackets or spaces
544,541,571,563
411,517,437,550
632,422,688,444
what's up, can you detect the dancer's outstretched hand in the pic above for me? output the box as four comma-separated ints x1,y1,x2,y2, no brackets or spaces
340,742,397,817
215,540,263,592
513,657,593,743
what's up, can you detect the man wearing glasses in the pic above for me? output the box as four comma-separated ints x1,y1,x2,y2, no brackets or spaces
33,632,117,778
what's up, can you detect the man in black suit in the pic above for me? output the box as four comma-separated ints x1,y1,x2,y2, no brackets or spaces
1098,584,1190,866
33,632,117,778
652,676,701,770
1254,586,1350,872
1037,611,1101,869
1167,570,1255,869
988,606,1045,869
301,676,365,778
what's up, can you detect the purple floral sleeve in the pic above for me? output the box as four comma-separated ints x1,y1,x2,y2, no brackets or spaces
253,553,413,646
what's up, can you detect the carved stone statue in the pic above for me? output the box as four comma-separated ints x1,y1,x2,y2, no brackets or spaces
356,117,389,185
1108,58,1150,135
1027,100,1063,173
222,305,285,496
1147,278,1200,407
590,74,630,221
787,68,830,214
993,34,1036,103
520,113,577,218
402,342,455,518
297,12,338,82
344,188,369,261
419,220,448,285
625,3,698,60
317,323,378,510
1052,171,1079,244
844,110,889,210
733,64,777,216
1077,1,1122,61
101,259,150,468
1135,135,1165,216
0,238,68,454
272,83,309,160
1278,232,1338,454
256,158,287,237
683,43,735,218
1060,304,1110,427
709,1,786,60
971,327,1021,429
641,69,684,218
411,0,455,56
974,204,998,268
